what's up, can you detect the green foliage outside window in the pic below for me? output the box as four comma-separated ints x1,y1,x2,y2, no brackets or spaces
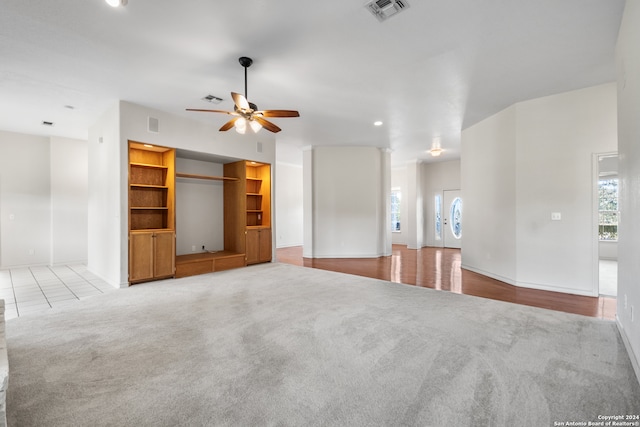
598,178,618,241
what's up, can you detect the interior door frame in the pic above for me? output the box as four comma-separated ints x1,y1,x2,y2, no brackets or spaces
592,151,618,297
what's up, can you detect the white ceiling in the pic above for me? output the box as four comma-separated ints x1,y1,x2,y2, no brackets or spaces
0,0,625,165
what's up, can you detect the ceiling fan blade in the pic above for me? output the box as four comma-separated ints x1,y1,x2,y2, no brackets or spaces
219,117,239,132
256,110,300,118
231,92,251,111
186,108,235,115
253,116,282,133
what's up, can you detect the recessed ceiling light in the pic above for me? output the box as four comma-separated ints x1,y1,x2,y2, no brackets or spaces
374,121,383,126
143,144,154,148
105,0,127,7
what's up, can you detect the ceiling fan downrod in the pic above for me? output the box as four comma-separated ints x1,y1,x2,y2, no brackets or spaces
238,56,253,100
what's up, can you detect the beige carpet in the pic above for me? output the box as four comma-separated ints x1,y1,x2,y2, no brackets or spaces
5,263,640,426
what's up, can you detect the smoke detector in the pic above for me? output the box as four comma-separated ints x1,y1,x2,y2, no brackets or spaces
365,0,409,22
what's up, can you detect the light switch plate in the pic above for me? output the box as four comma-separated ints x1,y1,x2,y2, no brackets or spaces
551,212,562,221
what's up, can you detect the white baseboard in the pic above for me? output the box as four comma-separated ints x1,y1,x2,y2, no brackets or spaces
514,280,598,297
461,264,598,297
460,264,515,286
84,267,124,289
616,317,640,387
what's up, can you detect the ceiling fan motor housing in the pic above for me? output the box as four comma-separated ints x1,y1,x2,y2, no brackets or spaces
239,57,253,68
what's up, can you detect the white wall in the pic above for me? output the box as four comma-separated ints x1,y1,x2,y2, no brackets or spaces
87,103,122,286
462,84,617,295
304,146,391,258
422,160,461,247
175,158,224,255
0,131,87,268
88,101,277,287
461,106,518,284
514,83,617,295
50,136,88,264
615,0,640,382
275,162,303,248
405,161,424,250
0,131,51,268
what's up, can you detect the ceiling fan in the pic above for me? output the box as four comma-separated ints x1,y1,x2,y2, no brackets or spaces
187,57,300,134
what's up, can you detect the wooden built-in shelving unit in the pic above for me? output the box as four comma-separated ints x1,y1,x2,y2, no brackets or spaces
128,142,176,283
222,160,272,265
129,148,272,282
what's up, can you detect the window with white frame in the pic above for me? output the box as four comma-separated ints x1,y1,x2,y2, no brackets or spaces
391,189,401,232
598,178,618,241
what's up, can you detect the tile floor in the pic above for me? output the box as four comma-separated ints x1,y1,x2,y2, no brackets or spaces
0,264,116,320
599,259,618,297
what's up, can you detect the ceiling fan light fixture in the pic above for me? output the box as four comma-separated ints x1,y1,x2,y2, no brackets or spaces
249,120,262,133
234,117,247,134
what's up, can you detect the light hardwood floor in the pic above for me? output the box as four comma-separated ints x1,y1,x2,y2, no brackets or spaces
276,245,616,320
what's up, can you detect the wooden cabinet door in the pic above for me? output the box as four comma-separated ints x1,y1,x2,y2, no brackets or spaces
246,228,271,265
154,230,175,278
258,228,272,262
130,232,154,282
245,229,260,264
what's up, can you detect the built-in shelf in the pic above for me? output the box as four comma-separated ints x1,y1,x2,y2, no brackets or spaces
130,184,169,189
128,142,176,282
131,207,169,210
176,172,238,182
130,162,169,170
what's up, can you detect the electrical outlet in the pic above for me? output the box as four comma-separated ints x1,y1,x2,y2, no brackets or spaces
28,249,35,255
191,245,196,252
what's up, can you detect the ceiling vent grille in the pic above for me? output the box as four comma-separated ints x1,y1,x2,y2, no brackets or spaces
365,0,409,22
202,94,223,104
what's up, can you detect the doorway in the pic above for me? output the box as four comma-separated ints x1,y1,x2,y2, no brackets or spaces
443,190,462,249
596,153,618,297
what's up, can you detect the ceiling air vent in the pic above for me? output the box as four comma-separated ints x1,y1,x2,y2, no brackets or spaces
202,94,223,104
365,0,409,22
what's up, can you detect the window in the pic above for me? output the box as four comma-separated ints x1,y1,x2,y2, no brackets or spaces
435,194,442,240
450,197,462,239
598,178,618,240
391,189,401,232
